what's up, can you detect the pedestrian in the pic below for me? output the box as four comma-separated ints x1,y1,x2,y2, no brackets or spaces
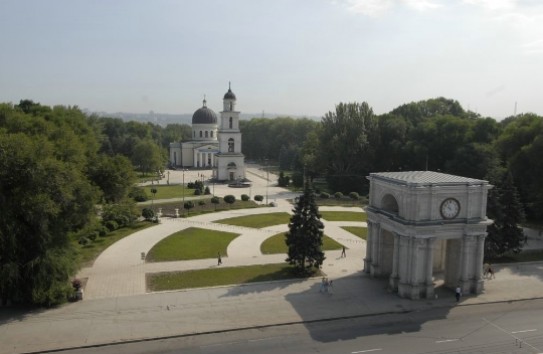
455,286,461,302
328,279,334,294
217,252,222,266
488,265,495,279
319,277,327,293
341,246,346,258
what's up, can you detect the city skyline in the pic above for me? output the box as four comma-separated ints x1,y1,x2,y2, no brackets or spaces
1,0,542,120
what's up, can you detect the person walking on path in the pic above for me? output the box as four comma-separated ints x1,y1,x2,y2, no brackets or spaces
341,246,346,258
319,277,327,293
455,286,462,302
488,265,495,279
217,252,222,266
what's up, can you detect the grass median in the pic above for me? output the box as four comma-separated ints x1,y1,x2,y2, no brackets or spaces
215,212,291,228
320,211,367,222
146,227,239,262
341,226,368,240
261,232,344,254
147,263,321,291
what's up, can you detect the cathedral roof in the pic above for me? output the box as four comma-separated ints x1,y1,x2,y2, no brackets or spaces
223,82,236,100
192,98,217,124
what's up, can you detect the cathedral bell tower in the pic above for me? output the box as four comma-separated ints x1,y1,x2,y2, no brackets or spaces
214,83,246,181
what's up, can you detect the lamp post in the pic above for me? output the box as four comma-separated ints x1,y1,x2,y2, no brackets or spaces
182,167,185,206
265,159,269,205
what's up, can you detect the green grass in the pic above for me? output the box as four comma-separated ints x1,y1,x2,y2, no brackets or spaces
261,232,344,254
76,222,156,267
320,211,367,222
141,184,195,200
146,227,239,262
215,212,291,228
341,226,368,240
488,249,543,264
147,263,322,291
137,199,260,218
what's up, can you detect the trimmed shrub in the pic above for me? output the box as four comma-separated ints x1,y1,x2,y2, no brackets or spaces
78,237,90,245
86,231,98,241
105,220,118,232
254,195,264,202
142,208,155,221
334,192,343,199
198,200,206,206
224,195,236,206
130,187,148,202
211,196,220,204
241,194,250,201
194,189,202,195
320,192,330,199
204,186,211,195
98,226,108,237
349,192,360,200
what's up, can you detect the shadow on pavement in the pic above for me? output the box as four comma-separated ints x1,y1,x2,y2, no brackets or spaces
220,271,457,343
0,305,47,325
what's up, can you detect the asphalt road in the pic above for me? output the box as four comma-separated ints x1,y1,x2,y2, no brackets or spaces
62,299,543,354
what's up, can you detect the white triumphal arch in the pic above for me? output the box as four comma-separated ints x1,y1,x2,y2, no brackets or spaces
364,171,493,299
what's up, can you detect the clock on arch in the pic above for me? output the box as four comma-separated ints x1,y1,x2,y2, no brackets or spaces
440,198,460,219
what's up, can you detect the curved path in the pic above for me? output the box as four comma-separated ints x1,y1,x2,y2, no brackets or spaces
78,170,368,300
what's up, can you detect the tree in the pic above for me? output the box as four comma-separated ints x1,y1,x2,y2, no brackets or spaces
142,208,155,221
285,180,325,274
318,102,378,194
211,196,220,210
131,138,164,175
0,133,93,306
278,171,290,187
485,172,526,259
223,195,236,208
87,154,136,203
183,201,195,216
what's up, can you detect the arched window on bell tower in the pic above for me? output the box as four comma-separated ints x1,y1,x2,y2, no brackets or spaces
228,138,234,152
229,117,233,129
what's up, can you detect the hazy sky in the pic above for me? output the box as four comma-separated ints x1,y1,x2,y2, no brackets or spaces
1,0,542,119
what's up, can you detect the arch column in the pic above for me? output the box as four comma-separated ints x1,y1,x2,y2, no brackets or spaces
363,221,373,273
388,232,401,291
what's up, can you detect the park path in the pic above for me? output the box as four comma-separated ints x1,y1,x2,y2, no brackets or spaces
78,188,368,300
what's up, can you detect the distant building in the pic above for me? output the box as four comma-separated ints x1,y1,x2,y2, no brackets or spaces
169,84,245,181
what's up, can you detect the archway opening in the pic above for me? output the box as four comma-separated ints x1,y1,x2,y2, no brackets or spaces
381,194,399,214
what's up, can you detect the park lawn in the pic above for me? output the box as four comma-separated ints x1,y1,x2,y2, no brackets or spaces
146,227,239,262
341,226,368,240
489,249,543,263
147,263,322,291
320,211,367,222
215,212,291,228
76,222,156,267
261,232,344,254
140,184,195,200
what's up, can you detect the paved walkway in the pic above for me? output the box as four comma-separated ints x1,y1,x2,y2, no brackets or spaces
2,167,543,353
78,203,367,300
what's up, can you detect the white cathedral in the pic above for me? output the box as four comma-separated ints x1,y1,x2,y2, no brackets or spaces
169,84,246,182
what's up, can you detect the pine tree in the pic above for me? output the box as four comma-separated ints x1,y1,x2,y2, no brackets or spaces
285,179,325,274
485,172,526,258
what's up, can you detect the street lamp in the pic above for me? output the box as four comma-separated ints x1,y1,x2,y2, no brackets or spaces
182,167,185,206
265,159,269,205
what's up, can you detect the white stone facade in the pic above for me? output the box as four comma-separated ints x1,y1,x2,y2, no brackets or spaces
214,84,245,181
364,171,493,299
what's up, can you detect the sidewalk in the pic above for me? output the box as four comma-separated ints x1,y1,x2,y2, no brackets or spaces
2,261,543,354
